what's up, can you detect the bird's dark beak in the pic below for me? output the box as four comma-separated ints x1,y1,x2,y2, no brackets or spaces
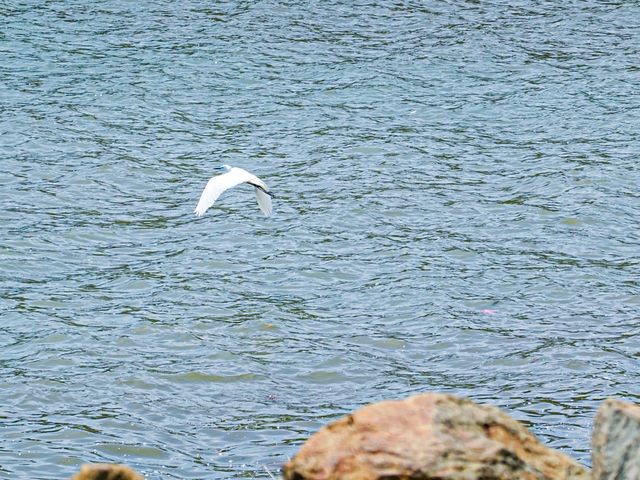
267,191,276,199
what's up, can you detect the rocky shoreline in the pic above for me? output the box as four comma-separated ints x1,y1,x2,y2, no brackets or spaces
71,393,639,480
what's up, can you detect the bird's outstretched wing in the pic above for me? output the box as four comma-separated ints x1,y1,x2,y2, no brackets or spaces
194,169,251,217
255,187,272,217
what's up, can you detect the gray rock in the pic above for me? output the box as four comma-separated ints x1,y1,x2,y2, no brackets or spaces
593,398,640,480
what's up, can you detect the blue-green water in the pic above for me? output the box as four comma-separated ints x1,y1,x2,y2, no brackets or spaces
1,1,639,478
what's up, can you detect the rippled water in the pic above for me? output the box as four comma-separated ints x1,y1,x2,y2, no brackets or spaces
2,1,639,478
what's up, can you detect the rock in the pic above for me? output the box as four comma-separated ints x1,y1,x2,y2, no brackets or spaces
592,398,640,480
283,392,589,480
72,463,144,480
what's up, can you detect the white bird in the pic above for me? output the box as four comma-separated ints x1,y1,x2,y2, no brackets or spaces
194,164,274,217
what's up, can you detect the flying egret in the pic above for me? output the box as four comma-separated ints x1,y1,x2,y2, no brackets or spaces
194,164,274,217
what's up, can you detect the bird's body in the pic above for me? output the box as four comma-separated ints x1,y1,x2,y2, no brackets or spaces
194,165,274,217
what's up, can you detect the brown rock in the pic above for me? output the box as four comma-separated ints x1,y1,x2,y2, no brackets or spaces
72,463,144,480
283,393,588,480
592,398,640,480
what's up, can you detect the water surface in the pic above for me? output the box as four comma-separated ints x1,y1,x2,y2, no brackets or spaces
1,1,639,478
